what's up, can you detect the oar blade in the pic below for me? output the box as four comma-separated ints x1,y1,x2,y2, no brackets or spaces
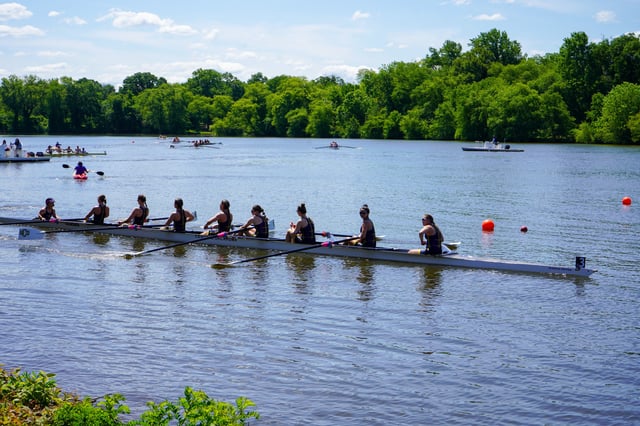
18,228,44,240
95,171,104,176
211,262,235,269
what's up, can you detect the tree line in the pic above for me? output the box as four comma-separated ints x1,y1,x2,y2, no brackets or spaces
1,29,640,144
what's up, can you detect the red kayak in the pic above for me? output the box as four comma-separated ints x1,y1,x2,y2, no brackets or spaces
73,173,88,180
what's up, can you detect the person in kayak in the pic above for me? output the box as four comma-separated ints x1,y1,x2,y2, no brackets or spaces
74,161,88,176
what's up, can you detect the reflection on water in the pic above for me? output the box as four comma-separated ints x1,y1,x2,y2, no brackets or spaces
92,233,111,246
285,253,316,287
171,245,187,258
418,267,443,312
342,258,375,301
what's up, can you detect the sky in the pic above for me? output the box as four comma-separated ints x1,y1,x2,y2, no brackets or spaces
1,1,639,88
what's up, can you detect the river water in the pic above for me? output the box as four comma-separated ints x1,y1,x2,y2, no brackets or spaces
1,136,638,425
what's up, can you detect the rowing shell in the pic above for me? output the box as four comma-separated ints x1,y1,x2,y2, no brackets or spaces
2,217,596,277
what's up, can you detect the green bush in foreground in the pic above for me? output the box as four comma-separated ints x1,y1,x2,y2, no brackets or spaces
1,365,259,425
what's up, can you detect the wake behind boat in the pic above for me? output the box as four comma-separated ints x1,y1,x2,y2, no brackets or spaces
2,217,595,277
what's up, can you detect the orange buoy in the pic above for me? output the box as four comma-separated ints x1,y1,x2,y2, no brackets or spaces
482,219,495,232
622,196,632,206
520,226,528,233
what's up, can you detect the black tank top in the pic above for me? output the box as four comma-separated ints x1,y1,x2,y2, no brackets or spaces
93,205,106,225
133,207,148,226
300,217,316,244
218,211,232,232
173,209,186,232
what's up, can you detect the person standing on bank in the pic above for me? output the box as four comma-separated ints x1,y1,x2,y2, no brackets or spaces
409,214,444,255
163,198,195,232
84,194,110,225
285,203,316,244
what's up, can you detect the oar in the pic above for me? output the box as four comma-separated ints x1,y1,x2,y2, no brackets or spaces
62,164,104,176
0,218,84,226
123,226,250,259
18,224,142,240
317,231,385,241
212,236,359,268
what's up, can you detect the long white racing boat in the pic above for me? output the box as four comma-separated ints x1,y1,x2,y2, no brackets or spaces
1,217,596,277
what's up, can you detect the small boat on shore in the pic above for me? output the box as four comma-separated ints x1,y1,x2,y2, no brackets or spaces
462,141,524,152
2,217,595,277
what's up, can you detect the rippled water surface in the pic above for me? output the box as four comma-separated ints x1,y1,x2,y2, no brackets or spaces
1,136,639,425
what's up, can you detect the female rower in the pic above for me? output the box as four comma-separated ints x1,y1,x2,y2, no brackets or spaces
285,203,316,244
38,198,58,221
163,198,195,232
203,199,233,233
409,214,444,255
118,194,149,226
238,205,269,238
355,204,376,247
84,194,110,225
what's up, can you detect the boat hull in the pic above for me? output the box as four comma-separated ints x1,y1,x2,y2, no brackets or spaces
462,147,524,152
2,217,595,277
0,156,50,163
46,151,107,157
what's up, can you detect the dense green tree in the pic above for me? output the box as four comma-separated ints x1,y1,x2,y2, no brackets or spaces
425,40,463,69
63,77,112,133
306,99,334,138
558,32,599,122
593,82,640,143
120,72,167,96
44,79,67,134
103,92,139,134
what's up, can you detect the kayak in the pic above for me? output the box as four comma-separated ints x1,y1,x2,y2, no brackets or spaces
73,173,88,180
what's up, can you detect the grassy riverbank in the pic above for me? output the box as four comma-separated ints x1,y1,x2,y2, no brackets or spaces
1,366,259,425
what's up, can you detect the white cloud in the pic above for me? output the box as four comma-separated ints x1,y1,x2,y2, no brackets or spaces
48,11,61,18
321,64,371,81
202,28,219,40
158,24,197,36
38,50,70,58
63,16,87,25
473,13,506,21
352,10,370,21
98,9,196,35
0,24,44,37
595,10,616,23
0,2,31,21
24,62,69,73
